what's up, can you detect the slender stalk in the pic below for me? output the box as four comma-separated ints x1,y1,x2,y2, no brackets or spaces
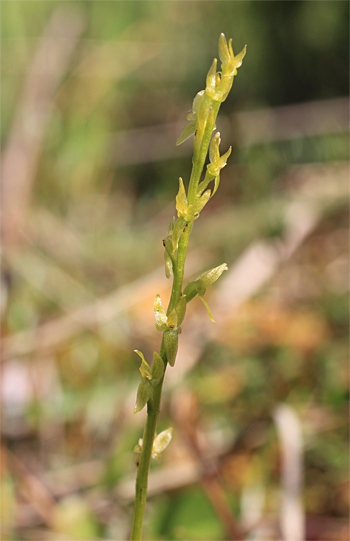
130,33,246,540
130,225,192,540
130,341,166,540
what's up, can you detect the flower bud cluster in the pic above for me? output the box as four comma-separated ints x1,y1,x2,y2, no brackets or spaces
166,34,246,264
176,34,246,152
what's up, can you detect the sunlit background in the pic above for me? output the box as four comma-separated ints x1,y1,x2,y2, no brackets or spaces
1,2,349,540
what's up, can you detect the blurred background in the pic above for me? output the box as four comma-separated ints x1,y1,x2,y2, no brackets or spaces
1,1,349,540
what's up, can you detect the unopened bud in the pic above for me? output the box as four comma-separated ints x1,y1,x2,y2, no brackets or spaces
152,427,173,459
151,352,164,385
175,294,187,326
134,378,152,414
154,294,167,331
164,329,178,367
167,309,178,330
195,263,228,289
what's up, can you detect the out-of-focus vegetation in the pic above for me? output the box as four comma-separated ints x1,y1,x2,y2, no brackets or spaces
1,2,349,540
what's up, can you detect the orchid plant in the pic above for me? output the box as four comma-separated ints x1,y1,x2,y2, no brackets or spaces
130,34,246,540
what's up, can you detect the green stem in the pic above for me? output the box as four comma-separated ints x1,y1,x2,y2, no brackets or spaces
130,92,222,541
130,340,167,540
130,224,192,540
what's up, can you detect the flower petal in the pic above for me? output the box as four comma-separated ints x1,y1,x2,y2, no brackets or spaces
176,177,188,215
218,33,230,66
134,350,152,380
209,132,221,164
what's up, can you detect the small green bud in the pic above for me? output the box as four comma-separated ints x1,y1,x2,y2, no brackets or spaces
175,294,187,326
134,350,152,380
134,378,152,414
135,429,173,461
195,263,228,289
151,352,164,386
164,329,178,367
183,281,198,303
167,309,178,330
176,178,188,217
154,294,168,331
152,427,173,459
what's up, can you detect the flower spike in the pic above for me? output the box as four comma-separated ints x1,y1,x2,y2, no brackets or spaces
131,34,246,533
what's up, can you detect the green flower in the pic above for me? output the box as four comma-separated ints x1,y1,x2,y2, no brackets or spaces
183,263,228,322
176,177,211,222
206,33,246,102
197,133,231,198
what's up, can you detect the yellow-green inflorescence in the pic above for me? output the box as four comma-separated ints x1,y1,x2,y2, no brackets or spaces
131,33,246,541
133,32,246,409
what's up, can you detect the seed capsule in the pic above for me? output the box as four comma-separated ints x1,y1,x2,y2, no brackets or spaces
134,378,152,414
151,352,164,385
175,294,187,326
167,309,178,330
164,329,178,367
